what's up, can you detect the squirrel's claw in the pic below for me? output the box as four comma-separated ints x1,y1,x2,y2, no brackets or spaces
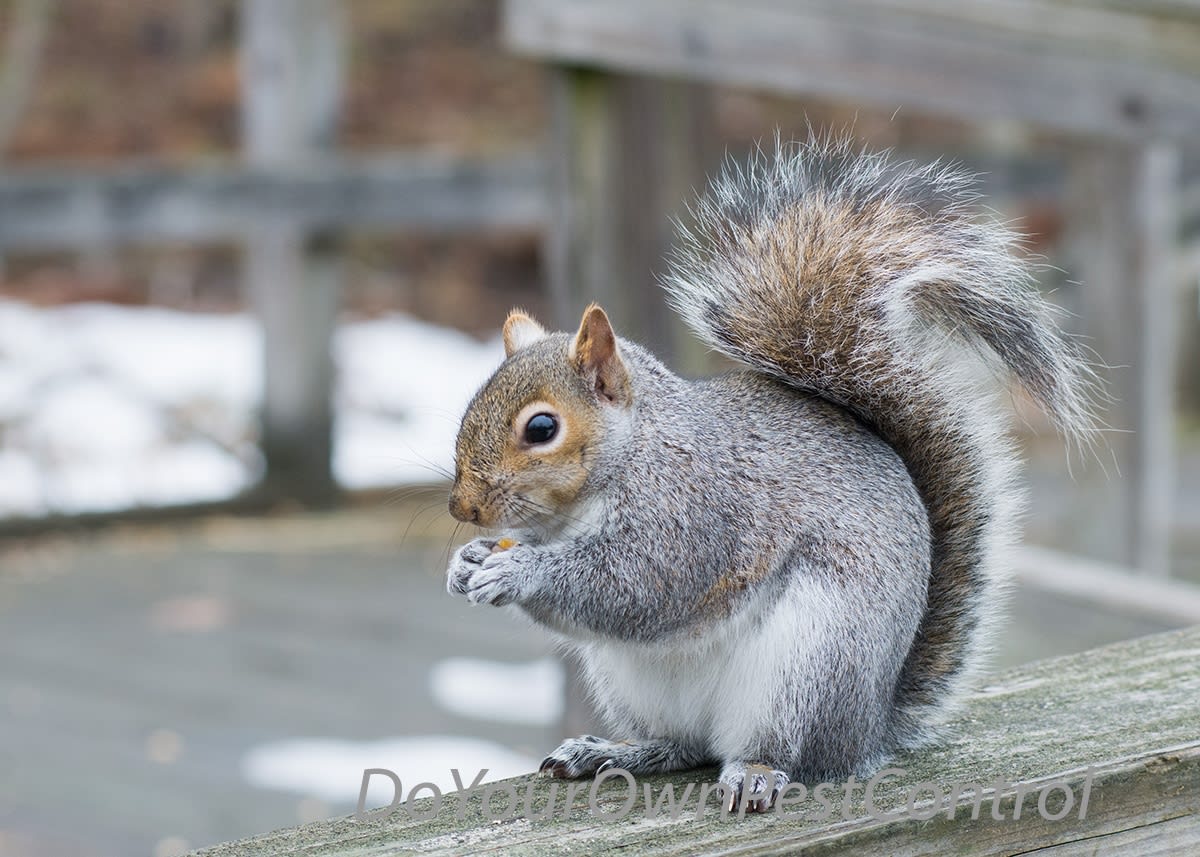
718,762,790,814
539,736,620,778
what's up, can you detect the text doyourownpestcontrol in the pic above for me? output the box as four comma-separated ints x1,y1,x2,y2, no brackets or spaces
354,765,1095,824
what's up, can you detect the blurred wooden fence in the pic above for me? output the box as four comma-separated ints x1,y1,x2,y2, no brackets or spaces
506,0,1200,580
0,0,1198,582
0,0,548,509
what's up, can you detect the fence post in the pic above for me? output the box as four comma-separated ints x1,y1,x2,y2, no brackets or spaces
239,0,346,504
544,66,619,333
1130,142,1179,577
1065,142,1178,577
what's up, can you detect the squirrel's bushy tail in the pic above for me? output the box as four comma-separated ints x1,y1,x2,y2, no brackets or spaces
664,136,1096,743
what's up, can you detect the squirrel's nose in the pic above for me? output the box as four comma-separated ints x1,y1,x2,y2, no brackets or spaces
448,493,480,524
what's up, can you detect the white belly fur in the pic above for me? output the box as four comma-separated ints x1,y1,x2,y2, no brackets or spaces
579,574,839,761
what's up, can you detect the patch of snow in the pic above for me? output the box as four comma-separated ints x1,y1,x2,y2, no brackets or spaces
0,299,504,517
429,657,564,726
54,301,263,407
31,377,164,455
333,314,502,488
240,736,536,805
0,449,41,515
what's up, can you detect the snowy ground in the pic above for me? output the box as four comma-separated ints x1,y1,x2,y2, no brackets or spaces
0,299,504,517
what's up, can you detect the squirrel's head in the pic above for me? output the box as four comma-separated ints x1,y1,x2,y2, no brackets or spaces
448,304,633,530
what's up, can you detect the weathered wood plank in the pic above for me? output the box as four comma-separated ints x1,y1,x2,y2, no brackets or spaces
0,155,546,251
504,0,1200,140
1026,813,1200,856
193,625,1200,856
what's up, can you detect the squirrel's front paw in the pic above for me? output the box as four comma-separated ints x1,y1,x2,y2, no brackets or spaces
447,540,529,606
539,735,622,778
463,548,529,606
446,538,496,595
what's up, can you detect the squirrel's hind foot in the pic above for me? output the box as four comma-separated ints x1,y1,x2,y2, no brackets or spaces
539,735,708,778
718,761,791,813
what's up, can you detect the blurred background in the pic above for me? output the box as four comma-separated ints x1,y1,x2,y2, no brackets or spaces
0,1,1198,854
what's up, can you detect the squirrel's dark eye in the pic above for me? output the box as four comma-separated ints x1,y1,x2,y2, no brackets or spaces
523,413,558,445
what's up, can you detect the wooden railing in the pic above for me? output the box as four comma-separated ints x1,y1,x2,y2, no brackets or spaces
194,625,1200,855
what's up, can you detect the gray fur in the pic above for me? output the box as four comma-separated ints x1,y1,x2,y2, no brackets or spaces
446,136,1095,803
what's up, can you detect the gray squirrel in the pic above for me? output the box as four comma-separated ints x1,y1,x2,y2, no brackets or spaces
444,136,1095,810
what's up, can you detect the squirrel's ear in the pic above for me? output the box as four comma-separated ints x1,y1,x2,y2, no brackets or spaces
570,303,631,405
502,309,547,357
